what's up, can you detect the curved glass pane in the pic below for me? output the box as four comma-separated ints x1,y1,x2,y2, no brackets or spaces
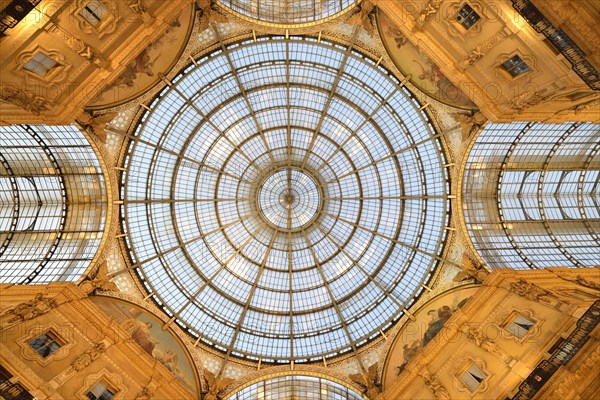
123,37,448,362
218,0,357,24
0,124,107,283
226,375,364,399
463,122,600,269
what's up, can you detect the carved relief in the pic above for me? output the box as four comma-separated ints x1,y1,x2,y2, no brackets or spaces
508,89,550,112
463,30,509,66
197,0,228,32
71,343,107,372
1,293,57,323
76,113,118,144
44,22,109,68
462,325,513,364
509,278,560,305
346,0,375,34
203,370,235,400
450,112,486,142
128,0,154,24
0,85,51,115
419,0,445,23
349,363,381,399
420,370,451,400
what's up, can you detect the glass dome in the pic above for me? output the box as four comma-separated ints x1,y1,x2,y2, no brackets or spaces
122,36,449,362
226,375,364,399
216,0,358,25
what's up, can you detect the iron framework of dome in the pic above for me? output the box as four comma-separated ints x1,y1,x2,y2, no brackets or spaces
226,374,365,399
121,35,450,363
217,0,358,25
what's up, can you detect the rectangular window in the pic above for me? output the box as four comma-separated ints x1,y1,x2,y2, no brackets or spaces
456,3,481,30
505,314,535,338
23,52,58,77
460,363,487,392
79,0,108,26
86,381,116,400
500,55,530,77
29,332,61,358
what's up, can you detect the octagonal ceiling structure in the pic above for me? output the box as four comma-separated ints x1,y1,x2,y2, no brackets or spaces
121,35,450,363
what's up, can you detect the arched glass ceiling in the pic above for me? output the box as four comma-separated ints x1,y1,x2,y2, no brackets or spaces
226,375,365,399
0,124,107,283
217,0,358,25
122,36,449,362
463,122,600,269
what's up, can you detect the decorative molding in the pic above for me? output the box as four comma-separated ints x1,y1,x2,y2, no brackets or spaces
17,323,75,366
444,1,485,39
508,88,550,112
73,0,120,39
418,0,444,23
77,368,127,400
44,21,109,68
463,29,509,67
452,355,491,395
71,342,107,372
0,85,51,115
420,369,451,400
128,0,154,24
497,308,542,344
509,278,560,304
461,325,513,364
15,45,70,84
1,293,57,324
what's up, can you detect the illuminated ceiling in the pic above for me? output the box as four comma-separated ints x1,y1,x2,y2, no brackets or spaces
122,35,449,363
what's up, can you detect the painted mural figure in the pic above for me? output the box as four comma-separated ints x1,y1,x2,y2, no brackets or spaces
122,318,158,355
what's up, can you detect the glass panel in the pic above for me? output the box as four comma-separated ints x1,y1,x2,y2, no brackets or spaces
123,37,448,362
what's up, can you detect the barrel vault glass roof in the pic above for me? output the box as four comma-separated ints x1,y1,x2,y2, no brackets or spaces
122,36,449,363
226,375,365,399
217,0,358,24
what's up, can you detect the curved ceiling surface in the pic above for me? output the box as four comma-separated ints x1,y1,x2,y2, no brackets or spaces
217,0,358,25
226,375,364,399
122,36,449,362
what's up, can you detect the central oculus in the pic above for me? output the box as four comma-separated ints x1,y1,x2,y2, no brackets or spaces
257,167,322,231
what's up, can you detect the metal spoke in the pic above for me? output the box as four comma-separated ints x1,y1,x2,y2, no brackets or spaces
321,211,460,267
214,26,277,167
301,229,366,373
300,28,359,169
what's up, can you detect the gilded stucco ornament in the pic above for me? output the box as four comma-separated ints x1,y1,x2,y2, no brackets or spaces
77,112,117,143
80,262,120,294
420,370,451,400
203,369,235,400
349,363,381,399
71,342,107,372
1,293,57,322
450,111,487,141
453,254,489,283
346,0,375,34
